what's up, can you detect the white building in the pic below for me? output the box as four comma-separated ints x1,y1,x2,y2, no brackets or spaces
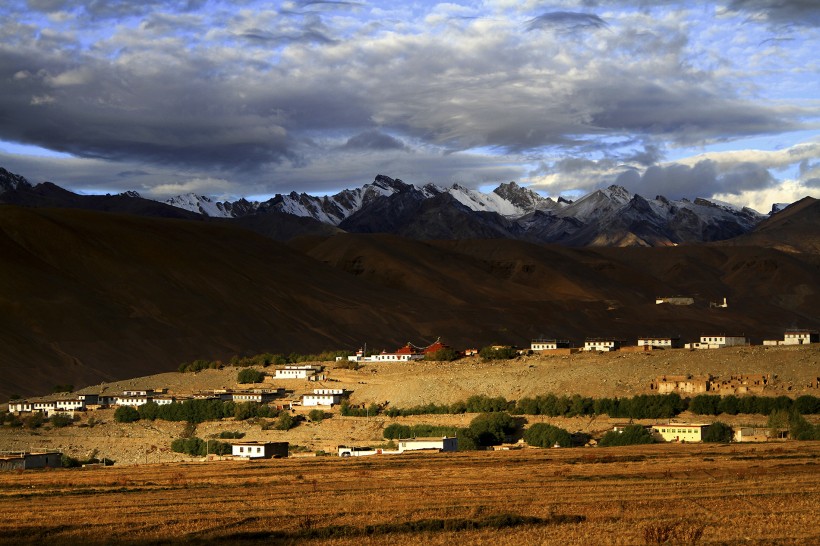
231,441,288,459
530,339,571,351
302,388,344,407
230,390,282,403
637,337,682,349
114,395,152,407
122,390,154,397
655,297,694,305
397,437,458,453
55,399,85,412
153,396,176,406
274,365,321,379
651,424,711,443
783,330,819,345
685,336,748,350
583,339,621,352
7,401,32,413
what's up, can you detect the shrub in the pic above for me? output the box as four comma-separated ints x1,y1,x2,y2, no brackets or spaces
334,360,361,370
308,409,326,422
50,414,74,428
274,412,297,430
467,412,517,446
598,425,654,447
114,406,140,423
218,431,245,439
478,346,518,360
23,413,45,429
383,423,461,440
425,347,460,361
702,421,733,443
523,423,572,448
237,368,266,384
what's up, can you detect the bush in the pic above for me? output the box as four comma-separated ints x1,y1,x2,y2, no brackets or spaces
237,368,266,384
523,423,572,448
467,412,517,446
50,414,74,428
598,425,654,447
218,431,245,439
478,346,518,360
23,413,45,429
114,406,140,423
274,412,297,430
308,409,326,422
702,421,734,443
178,359,223,373
425,348,460,361
171,437,232,456
383,423,461,440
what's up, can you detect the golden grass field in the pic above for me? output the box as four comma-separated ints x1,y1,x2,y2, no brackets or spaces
1,442,818,545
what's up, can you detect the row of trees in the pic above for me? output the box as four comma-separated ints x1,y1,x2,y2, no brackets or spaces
171,437,232,456
381,393,820,419
178,350,352,373
114,400,282,424
689,394,819,416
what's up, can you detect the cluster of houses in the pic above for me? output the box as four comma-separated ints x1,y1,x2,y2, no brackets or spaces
7,384,351,418
341,339,453,362
529,329,818,353
650,374,771,395
612,422,783,444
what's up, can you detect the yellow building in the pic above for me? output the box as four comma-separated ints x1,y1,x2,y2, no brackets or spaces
651,424,710,443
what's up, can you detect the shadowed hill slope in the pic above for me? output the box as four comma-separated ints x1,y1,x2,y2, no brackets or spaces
1,205,819,399
718,197,820,254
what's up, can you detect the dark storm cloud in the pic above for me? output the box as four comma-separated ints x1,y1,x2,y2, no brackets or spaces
614,160,776,199
342,130,408,151
726,0,820,27
526,11,609,32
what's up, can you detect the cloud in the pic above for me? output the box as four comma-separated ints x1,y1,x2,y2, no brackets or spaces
526,11,609,32
0,1,816,205
342,130,408,151
724,0,820,28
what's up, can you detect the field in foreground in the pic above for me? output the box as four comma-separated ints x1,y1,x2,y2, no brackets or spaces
1,442,818,545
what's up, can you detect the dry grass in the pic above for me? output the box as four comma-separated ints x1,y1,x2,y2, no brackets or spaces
1,442,818,545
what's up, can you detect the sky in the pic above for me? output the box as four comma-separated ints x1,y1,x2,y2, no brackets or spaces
0,0,818,212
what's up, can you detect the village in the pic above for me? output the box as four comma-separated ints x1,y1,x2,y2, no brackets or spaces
1,328,818,470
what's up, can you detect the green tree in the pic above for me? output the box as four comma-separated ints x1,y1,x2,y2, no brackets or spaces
114,405,140,423
425,347,460,361
468,412,517,446
523,423,572,448
478,346,518,361
308,409,326,422
274,412,296,430
598,425,654,447
49,414,73,428
237,368,265,384
702,421,734,443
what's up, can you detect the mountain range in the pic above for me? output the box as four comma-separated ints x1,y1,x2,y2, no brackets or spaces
163,174,767,246
1,167,768,246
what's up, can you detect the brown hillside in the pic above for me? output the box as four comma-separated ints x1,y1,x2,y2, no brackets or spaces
718,196,820,253
1,206,818,399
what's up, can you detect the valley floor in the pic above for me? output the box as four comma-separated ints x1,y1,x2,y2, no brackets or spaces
0,442,818,545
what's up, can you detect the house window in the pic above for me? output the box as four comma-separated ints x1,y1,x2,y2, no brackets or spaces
257,447,261,453
239,447,244,453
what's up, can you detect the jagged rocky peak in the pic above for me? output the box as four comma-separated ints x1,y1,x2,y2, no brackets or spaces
602,184,633,202
371,174,412,193
119,190,141,198
492,181,547,210
0,167,31,194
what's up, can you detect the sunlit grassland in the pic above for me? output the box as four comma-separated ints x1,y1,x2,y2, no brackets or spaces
0,442,818,545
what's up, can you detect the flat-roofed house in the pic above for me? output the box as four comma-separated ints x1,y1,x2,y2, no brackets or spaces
0,451,62,471
231,441,288,459
583,338,622,352
651,424,711,443
230,390,282,403
783,330,819,345
274,365,321,380
685,335,748,350
638,336,683,349
397,437,458,453
531,339,571,351
302,389,344,407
